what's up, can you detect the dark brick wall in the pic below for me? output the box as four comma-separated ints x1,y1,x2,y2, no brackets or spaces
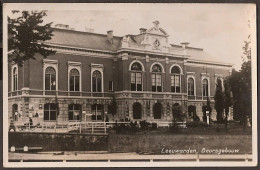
8,52,231,95
9,132,108,151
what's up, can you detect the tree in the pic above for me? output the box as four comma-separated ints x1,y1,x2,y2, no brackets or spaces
229,32,251,131
8,10,56,66
108,96,117,121
223,78,233,131
172,105,186,122
214,78,224,131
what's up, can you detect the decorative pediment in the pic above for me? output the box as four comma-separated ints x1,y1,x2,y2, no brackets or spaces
146,21,169,37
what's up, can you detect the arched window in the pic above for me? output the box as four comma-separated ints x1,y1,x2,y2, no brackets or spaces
92,70,102,92
12,104,18,121
44,103,57,121
202,79,209,97
151,64,162,92
70,69,80,91
171,66,181,93
188,78,194,96
133,102,142,119
12,67,18,91
130,62,142,91
45,67,56,90
153,102,162,119
68,104,81,121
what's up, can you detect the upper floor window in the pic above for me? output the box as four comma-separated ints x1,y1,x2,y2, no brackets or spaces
70,69,80,91
202,78,209,97
171,66,181,93
151,64,162,92
92,70,102,92
12,66,18,91
45,67,56,90
188,77,194,96
130,62,142,91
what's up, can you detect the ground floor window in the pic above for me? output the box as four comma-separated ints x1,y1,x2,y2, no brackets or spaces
44,103,57,121
133,102,142,119
12,104,18,121
153,102,162,119
91,104,103,121
68,104,81,121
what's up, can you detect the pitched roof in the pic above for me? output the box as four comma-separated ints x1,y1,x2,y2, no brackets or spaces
46,28,122,52
170,44,232,65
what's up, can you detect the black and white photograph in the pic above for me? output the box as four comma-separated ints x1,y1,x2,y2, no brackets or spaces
3,3,257,167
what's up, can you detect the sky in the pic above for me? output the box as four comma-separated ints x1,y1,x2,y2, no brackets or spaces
6,3,256,70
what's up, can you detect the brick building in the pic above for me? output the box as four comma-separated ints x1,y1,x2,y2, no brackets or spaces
8,21,233,124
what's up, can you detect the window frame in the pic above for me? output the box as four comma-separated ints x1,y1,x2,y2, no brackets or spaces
12,65,18,91
45,67,56,91
129,61,144,92
68,104,82,121
92,70,102,92
44,103,58,121
43,59,58,94
202,78,209,97
68,61,82,92
187,77,195,96
91,64,104,93
150,63,164,92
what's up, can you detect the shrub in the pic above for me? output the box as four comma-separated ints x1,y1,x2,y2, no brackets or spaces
140,120,150,132
151,123,158,130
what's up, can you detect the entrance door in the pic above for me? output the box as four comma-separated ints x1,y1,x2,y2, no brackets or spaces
188,105,196,120
91,104,104,121
202,106,207,122
133,102,142,119
153,102,162,119
12,104,18,121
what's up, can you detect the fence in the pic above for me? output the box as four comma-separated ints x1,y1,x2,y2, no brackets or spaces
14,121,186,134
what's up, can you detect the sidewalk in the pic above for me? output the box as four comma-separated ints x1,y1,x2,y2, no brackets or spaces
8,152,252,162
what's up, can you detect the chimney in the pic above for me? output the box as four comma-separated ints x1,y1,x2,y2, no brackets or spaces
107,30,113,44
153,20,160,30
139,28,147,34
180,42,190,49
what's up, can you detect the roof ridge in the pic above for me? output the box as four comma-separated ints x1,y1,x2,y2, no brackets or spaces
51,27,123,39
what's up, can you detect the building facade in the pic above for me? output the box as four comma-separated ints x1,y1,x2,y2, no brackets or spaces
8,21,233,124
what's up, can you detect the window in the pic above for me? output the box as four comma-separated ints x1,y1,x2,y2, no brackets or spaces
202,79,209,97
12,67,18,91
44,103,57,121
153,102,162,119
109,81,113,91
130,62,142,91
151,64,162,92
133,102,142,119
91,104,103,121
188,78,194,96
45,67,56,90
70,69,80,91
68,104,81,121
171,66,181,93
92,70,102,92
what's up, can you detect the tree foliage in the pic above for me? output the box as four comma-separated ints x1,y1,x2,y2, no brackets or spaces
214,78,224,122
229,32,251,125
8,10,56,66
172,105,186,122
